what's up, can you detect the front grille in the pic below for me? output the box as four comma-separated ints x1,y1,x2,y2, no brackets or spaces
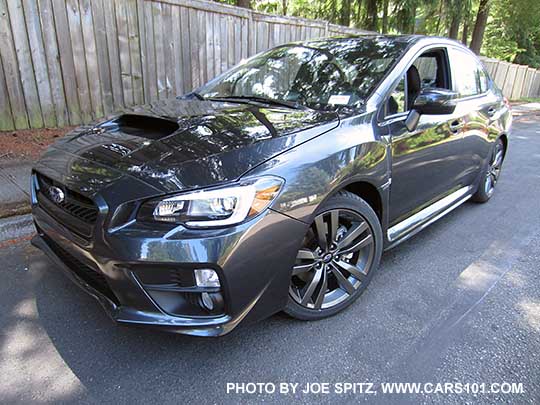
35,173,98,239
36,173,98,223
42,233,119,305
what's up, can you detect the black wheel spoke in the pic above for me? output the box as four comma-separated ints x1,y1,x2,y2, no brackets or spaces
334,259,366,281
301,269,323,306
329,210,339,246
329,263,356,294
313,269,327,309
292,263,314,276
297,248,316,261
337,221,368,250
339,234,373,255
314,215,328,251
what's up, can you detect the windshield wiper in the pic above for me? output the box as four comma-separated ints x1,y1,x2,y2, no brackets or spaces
206,95,306,110
177,91,205,101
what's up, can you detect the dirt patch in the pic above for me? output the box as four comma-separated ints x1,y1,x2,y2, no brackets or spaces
0,127,74,161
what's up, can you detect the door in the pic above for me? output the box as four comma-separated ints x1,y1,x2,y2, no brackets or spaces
448,47,501,185
384,48,467,226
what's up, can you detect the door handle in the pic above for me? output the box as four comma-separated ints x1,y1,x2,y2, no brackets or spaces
449,119,463,133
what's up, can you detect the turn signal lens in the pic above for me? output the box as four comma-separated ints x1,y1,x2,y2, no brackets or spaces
194,269,220,288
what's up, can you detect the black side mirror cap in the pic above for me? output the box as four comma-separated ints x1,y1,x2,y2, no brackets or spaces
412,88,458,116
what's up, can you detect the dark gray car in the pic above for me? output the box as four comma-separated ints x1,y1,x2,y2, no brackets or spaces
31,35,511,336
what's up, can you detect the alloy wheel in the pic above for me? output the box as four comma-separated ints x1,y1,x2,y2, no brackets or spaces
484,141,504,197
289,209,375,310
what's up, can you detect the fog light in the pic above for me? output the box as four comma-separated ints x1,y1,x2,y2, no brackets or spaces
194,269,220,288
200,292,214,311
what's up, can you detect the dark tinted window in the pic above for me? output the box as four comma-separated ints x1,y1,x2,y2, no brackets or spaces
200,38,408,110
384,48,450,118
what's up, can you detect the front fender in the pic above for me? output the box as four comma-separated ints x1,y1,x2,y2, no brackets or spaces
244,113,389,226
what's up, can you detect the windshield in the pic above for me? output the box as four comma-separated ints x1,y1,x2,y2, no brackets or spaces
199,37,408,111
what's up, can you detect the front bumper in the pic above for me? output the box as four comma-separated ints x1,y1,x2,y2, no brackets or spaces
32,199,307,337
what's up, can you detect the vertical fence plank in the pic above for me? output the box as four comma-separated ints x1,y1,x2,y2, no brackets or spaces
22,0,56,127
533,71,540,97
213,12,222,75
8,0,43,127
126,0,143,105
503,64,518,98
153,2,167,99
162,3,175,97
179,5,191,92
0,51,15,130
52,0,81,124
143,1,157,101
171,4,184,95
493,62,509,93
240,14,248,60
227,16,234,69
65,0,92,123
103,0,124,108
90,0,114,116
197,10,207,85
220,14,228,72
136,0,148,103
37,0,68,126
233,16,241,64
116,0,134,106
204,11,214,81
79,0,103,119
188,8,200,88
511,65,527,100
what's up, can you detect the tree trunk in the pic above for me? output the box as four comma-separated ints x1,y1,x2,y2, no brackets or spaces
363,0,378,31
382,0,389,33
435,0,444,34
340,0,351,26
406,4,417,34
461,21,469,45
470,0,490,54
282,0,287,15
448,15,460,39
354,0,363,27
236,0,251,9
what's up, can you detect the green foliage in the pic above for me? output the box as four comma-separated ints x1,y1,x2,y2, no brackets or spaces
483,0,540,67
213,0,540,67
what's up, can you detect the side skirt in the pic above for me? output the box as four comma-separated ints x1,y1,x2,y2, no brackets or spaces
385,186,474,250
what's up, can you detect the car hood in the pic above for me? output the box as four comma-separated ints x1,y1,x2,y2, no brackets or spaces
35,99,339,196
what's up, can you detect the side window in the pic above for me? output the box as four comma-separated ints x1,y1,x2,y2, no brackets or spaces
450,48,488,97
384,48,450,118
385,76,406,116
413,56,438,88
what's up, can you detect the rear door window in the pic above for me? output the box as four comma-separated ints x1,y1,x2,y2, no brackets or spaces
450,48,489,97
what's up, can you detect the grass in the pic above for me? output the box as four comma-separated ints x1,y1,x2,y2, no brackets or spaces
514,97,540,103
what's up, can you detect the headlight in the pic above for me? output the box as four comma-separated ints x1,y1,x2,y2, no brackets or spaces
138,176,284,227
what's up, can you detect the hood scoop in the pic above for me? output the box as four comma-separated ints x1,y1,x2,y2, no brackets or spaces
101,114,180,140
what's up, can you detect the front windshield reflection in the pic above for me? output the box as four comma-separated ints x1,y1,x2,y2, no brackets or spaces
199,37,408,111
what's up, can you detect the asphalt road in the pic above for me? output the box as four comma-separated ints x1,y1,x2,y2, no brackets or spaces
1,114,539,404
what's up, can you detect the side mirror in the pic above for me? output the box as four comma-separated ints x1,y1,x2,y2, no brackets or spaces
405,88,458,132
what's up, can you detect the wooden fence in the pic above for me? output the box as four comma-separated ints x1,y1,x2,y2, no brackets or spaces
481,57,540,101
0,0,368,131
0,0,539,132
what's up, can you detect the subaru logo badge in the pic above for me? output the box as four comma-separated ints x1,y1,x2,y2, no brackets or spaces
48,186,65,204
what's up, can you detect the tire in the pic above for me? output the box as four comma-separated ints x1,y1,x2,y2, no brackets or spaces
284,191,383,321
472,138,505,203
